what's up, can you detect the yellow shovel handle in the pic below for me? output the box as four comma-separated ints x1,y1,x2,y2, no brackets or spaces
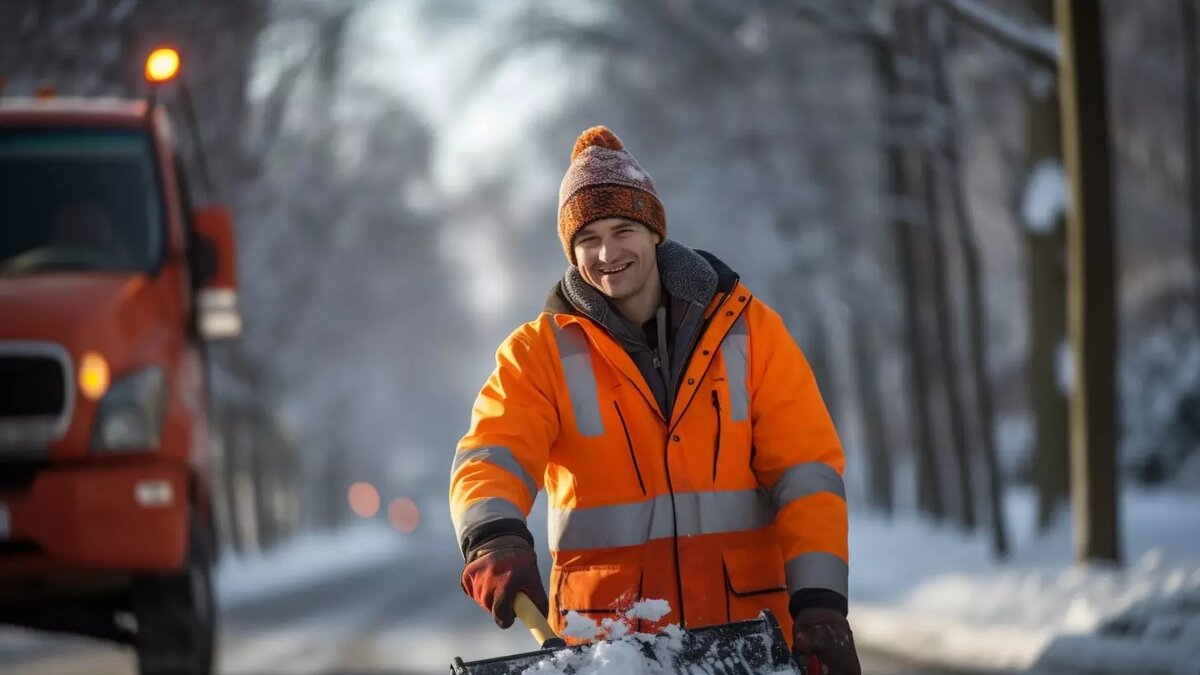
513,592,564,648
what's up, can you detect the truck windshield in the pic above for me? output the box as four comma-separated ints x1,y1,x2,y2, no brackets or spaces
0,129,164,275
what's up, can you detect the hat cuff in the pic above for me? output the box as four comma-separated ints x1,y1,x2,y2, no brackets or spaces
558,184,666,264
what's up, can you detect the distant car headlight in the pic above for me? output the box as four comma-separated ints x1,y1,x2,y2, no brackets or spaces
91,367,165,452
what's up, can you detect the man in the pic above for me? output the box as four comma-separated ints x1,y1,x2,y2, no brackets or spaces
450,126,860,673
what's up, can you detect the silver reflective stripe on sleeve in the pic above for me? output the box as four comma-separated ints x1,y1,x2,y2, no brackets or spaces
453,497,526,544
770,462,846,510
785,552,849,597
722,316,749,422
451,446,538,502
548,489,775,550
551,323,605,437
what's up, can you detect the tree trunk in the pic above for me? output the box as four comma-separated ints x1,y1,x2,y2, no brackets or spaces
918,145,976,530
915,5,975,530
853,315,895,515
874,40,945,521
1027,0,1073,536
930,7,1010,556
800,298,841,427
1055,0,1120,565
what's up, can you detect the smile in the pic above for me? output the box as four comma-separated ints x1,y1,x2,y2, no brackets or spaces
599,262,632,275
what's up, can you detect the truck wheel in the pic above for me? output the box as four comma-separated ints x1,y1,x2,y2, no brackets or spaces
132,516,216,675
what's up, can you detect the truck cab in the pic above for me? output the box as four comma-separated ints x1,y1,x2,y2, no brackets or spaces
0,50,239,675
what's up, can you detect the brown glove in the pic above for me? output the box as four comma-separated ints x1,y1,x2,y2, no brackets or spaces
792,607,862,675
460,534,549,629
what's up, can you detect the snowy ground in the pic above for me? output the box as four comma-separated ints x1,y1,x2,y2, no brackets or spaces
0,510,948,674
7,487,1193,674
213,520,412,606
850,487,1200,675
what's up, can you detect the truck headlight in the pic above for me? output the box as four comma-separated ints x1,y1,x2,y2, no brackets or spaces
91,367,165,452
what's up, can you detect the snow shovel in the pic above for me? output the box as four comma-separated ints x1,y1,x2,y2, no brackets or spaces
449,592,810,674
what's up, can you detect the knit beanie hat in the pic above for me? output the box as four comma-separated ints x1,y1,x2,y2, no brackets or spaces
557,126,667,265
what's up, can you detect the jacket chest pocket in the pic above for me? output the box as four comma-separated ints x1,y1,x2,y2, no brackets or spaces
554,380,655,503
612,400,649,497
708,381,752,486
601,376,669,500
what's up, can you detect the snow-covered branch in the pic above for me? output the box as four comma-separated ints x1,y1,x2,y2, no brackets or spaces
933,0,1058,67
780,0,892,48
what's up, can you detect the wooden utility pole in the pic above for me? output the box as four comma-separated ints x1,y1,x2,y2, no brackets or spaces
1054,0,1120,564
1184,0,1200,318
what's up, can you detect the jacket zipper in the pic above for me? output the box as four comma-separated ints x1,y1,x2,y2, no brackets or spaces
613,401,647,495
667,289,748,435
663,435,685,626
711,390,722,482
663,289,744,627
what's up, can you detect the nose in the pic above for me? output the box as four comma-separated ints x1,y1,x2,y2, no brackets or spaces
596,239,616,263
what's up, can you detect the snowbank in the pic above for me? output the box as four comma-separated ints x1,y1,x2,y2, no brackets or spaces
215,520,409,606
850,489,1200,674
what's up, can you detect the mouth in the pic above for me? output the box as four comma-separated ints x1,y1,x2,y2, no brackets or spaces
598,261,633,276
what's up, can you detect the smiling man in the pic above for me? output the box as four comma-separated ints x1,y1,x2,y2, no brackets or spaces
450,126,860,673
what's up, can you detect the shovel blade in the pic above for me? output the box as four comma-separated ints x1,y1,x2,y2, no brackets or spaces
450,610,802,675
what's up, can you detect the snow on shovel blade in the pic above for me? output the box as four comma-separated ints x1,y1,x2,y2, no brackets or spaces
449,609,803,675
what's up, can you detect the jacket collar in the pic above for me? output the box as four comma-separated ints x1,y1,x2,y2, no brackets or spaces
545,239,735,322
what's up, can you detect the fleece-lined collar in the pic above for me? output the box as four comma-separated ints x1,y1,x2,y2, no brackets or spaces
552,240,720,324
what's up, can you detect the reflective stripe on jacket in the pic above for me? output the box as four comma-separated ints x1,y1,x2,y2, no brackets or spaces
449,278,847,638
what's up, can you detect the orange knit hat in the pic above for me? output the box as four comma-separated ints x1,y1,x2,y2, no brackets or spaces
557,126,666,265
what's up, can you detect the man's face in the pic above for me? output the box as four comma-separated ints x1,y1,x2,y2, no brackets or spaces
573,218,661,300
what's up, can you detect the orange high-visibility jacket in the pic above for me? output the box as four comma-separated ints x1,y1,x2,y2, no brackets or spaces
450,250,848,638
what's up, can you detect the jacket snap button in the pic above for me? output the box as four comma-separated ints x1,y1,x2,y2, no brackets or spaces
673,435,680,442
687,378,695,385
739,296,746,302
725,311,733,317
702,350,710,356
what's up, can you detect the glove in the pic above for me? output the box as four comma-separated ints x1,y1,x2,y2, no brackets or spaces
792,607,862,675
460,534,549,629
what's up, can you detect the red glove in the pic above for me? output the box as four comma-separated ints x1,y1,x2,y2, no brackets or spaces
792,607,861,675
460,535,549,629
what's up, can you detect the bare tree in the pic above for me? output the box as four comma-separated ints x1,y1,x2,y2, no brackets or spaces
1023,0,1072,534
929,6,1011,556
916,5,976,529
873,32,947,521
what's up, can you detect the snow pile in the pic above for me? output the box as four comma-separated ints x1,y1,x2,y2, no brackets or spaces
526,600,798,675
522,634,666,675
850,489,1200,673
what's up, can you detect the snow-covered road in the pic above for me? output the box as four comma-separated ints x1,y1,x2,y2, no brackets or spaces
0,524,972,675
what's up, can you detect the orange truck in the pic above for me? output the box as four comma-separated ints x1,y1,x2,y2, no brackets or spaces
0,49,239,674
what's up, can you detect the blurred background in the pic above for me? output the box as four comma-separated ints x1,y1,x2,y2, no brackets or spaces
1,1,1198,674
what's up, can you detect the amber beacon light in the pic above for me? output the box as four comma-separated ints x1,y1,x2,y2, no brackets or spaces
145,48,180,83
